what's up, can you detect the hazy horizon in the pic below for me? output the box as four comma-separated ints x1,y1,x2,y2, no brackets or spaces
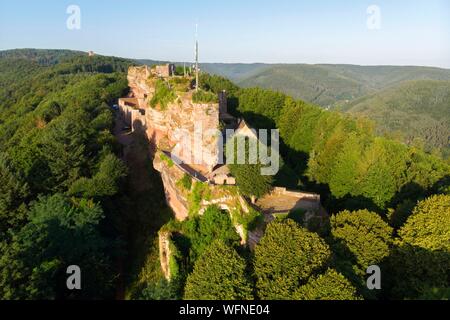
3,47,450,71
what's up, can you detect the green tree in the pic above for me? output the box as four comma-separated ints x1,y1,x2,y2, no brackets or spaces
184,240,253,300
307,114,356,184
418,287,450,300
228,137,274,200
237,87,287,128
0,194,113,299
229,162,273,200
40,115,88,192
68,153,127,198
184,205,241,261
150,79,176,110
254,219,331,299
397,195,450,251
357,138,410,208
386,195,450,299
294,269,362,300
0,153,29,233
0,52,130,300
328,133,368,200
280,101,323,154
140,279,179,300
330,210,393,276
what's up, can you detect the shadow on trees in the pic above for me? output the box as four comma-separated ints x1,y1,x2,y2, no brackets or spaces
327,238,378,299
387,177,450,229
221,110,393,215
328,231,450,300
382,244,450,300
326,194,384,216
111,117,173,298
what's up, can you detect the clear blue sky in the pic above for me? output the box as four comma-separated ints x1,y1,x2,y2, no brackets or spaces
1,0,449,67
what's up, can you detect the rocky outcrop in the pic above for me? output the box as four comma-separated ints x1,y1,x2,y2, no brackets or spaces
153,150,249,228
120,66,224,221
145,95,220,171
153,151,190,221
120,66,326,269
125,66,221,172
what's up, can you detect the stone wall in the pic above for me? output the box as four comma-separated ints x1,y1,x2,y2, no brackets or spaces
272,187,321,210
118,98,146,133
155,64,175,78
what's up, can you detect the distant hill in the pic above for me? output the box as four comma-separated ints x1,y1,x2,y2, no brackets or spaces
236,64,366,107
200,63,270,82
336,80,450,157
200,63,450,108
0,48,85,66
135,59,450,157
0,49,133,119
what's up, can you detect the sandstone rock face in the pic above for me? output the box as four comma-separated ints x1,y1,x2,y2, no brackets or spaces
153,150,251,246
153,152,190,221
127,66,221,172
145,96,220,172
121,66,223,222
120,66,326,280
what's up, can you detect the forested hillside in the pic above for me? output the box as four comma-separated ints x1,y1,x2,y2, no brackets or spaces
203,63,450,159
199,74,449,213
204,63,450,108
0,50,133,299
0,49,85,66
336,80,450,158
1,50,449,301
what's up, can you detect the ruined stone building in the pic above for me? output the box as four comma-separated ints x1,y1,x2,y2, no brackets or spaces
119,64,323,220
118,64,325,280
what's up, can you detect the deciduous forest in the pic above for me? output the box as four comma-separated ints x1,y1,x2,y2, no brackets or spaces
0,50,449,300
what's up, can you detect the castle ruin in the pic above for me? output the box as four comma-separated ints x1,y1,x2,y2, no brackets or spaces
118,64,325,279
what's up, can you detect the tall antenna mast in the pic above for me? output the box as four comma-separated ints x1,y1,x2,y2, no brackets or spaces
195,23,199,92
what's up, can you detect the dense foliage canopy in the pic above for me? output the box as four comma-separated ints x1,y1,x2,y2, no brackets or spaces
0,50,131,299
386,195,450,299
254,219,331,299
184,240,253,300
294,269,361,300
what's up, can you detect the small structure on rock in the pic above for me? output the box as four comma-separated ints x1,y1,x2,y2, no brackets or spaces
208,165,236,186
154,64,175,78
